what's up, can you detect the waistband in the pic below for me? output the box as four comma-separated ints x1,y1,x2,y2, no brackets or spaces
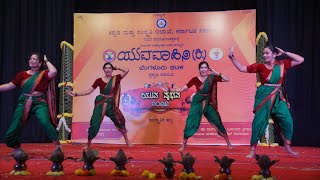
263,83,281,87
198,93,209,96
100,94,113,98
24,93,44,97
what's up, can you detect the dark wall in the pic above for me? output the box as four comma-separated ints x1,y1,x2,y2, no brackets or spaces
74,0,255,13
0,0,319,146
256,0,320,146
0,0,74,143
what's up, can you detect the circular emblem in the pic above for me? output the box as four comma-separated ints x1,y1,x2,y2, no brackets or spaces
209,48,223,60
121,93,131,105
103,49,116,62
156,18,167,28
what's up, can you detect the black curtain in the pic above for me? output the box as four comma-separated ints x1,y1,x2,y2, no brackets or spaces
74,0,255,13
0,0,74,143
1,0,319,146
257,0,320,146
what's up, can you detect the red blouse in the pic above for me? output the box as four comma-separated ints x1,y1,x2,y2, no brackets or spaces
247,59,292,84
11,70,51,93
186,75,222,91
92,74,122,94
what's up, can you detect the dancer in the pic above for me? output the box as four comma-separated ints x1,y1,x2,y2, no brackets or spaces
228,44,304,157
160,61,232,151
66,62,132,149
0,53,61,154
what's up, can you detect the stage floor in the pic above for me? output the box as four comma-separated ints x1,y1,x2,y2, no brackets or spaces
0,143,319,179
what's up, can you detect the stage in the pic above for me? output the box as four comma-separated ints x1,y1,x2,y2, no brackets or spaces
0,143,319,179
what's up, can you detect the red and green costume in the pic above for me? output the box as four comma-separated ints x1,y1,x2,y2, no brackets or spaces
6,70,58,148
183,74,227,139
88,74,126,140
247,59,293,145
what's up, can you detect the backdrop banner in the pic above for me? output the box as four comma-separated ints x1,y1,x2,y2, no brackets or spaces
72,10,256,145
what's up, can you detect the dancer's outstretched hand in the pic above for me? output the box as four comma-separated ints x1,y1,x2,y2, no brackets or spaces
228,45,237,59
65,90,76,97
159,83,169,92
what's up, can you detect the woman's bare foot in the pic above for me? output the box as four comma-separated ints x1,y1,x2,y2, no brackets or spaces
83,140,92,150
82,145,89,150
178,139,188,151
124,137,133,147
178,144,186,151
120,130,133,147
223,134,233,149
246,150,255,158
284,144,299,156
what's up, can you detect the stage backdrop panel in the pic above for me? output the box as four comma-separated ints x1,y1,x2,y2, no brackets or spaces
72,10,256,145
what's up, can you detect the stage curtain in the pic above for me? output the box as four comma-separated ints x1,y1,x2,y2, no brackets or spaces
0,0,74,143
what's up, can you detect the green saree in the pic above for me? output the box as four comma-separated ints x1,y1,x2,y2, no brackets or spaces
5,71,58,148
183,74,227,139
88,75,126,140
250,63,293,145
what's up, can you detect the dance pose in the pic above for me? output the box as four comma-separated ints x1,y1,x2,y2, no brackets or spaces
160,61,232,151
67,62,131,148
228,44,304,157
0,53,61,154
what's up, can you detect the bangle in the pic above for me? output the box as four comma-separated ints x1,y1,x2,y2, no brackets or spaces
228,54,235,60
74,93,78,96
